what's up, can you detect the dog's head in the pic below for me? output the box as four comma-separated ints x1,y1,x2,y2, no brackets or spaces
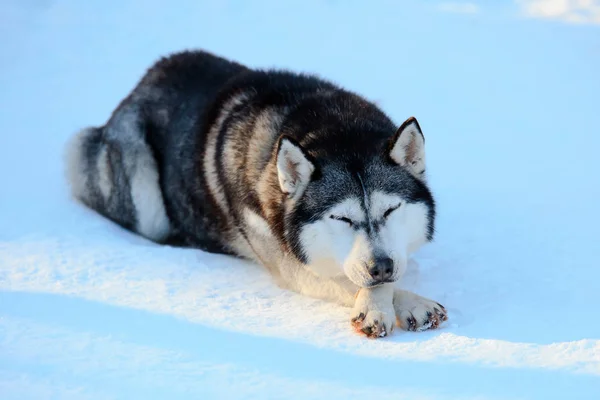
277,116,435,288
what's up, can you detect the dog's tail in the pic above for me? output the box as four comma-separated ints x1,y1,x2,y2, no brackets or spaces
65,127,108,211
64,126,171,241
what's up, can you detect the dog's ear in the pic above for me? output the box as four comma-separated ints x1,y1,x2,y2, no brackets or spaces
388,117,426,178
276,136,315,199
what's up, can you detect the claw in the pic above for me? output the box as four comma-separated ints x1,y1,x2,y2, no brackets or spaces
351,312,365,323
362,323,387,339
407,314,417,331
434,307,448,322
428,311,442,328
379,326,387,338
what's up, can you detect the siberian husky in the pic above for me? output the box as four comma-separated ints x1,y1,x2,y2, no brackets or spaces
66,50,447,338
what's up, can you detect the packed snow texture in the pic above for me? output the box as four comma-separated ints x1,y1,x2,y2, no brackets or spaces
1,1,599,399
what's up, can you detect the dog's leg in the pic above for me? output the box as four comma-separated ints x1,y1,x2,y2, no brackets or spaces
351,283,396,338
278,265,358,307
278,265,396,338
393,289,448,332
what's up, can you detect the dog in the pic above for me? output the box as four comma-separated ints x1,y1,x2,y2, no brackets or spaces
65,50,447,338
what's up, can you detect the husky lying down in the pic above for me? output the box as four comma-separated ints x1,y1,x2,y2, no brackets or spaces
66,50,447,338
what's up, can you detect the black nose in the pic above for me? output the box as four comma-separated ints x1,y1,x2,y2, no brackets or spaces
368,257,394,283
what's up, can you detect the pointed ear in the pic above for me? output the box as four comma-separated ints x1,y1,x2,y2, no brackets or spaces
276,136,315,199
389,116,426,178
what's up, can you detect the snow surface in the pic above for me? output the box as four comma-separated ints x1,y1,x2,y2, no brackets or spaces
1,1,600,399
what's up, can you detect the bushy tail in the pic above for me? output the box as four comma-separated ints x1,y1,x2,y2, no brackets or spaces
64,126,170,241
65,127,108,209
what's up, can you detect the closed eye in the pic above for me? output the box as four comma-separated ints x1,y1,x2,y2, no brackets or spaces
330,215,355,226
383,203,402,219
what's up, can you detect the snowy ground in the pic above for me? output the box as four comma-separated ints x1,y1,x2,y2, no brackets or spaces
1,1,600,399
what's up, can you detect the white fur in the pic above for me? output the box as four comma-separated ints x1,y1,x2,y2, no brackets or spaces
276,138,314,199
96,146,112,200
228,231,259,261
130,152,170,241
299,197,363,278
393,289,446,331
274,258,446,336
276,255,358,307
298,196,376,287
343,231,377,286
404,202,430,253
243,208,274,238
368,191,401,221
351,283,396,337
65,128,93,201
326,197,365,223
370,191,429,280
390,119,426,176
236,208,283,265
298,190,429,287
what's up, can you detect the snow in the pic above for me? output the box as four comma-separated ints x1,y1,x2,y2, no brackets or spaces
1,1,600,399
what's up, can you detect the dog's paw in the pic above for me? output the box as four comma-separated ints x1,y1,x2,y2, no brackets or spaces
351,286,395,339
351,309,395,338
393,290,448,332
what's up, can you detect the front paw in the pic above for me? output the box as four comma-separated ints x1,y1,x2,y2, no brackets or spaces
351,286,395,339
351,309,395,338
394,290,448,332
